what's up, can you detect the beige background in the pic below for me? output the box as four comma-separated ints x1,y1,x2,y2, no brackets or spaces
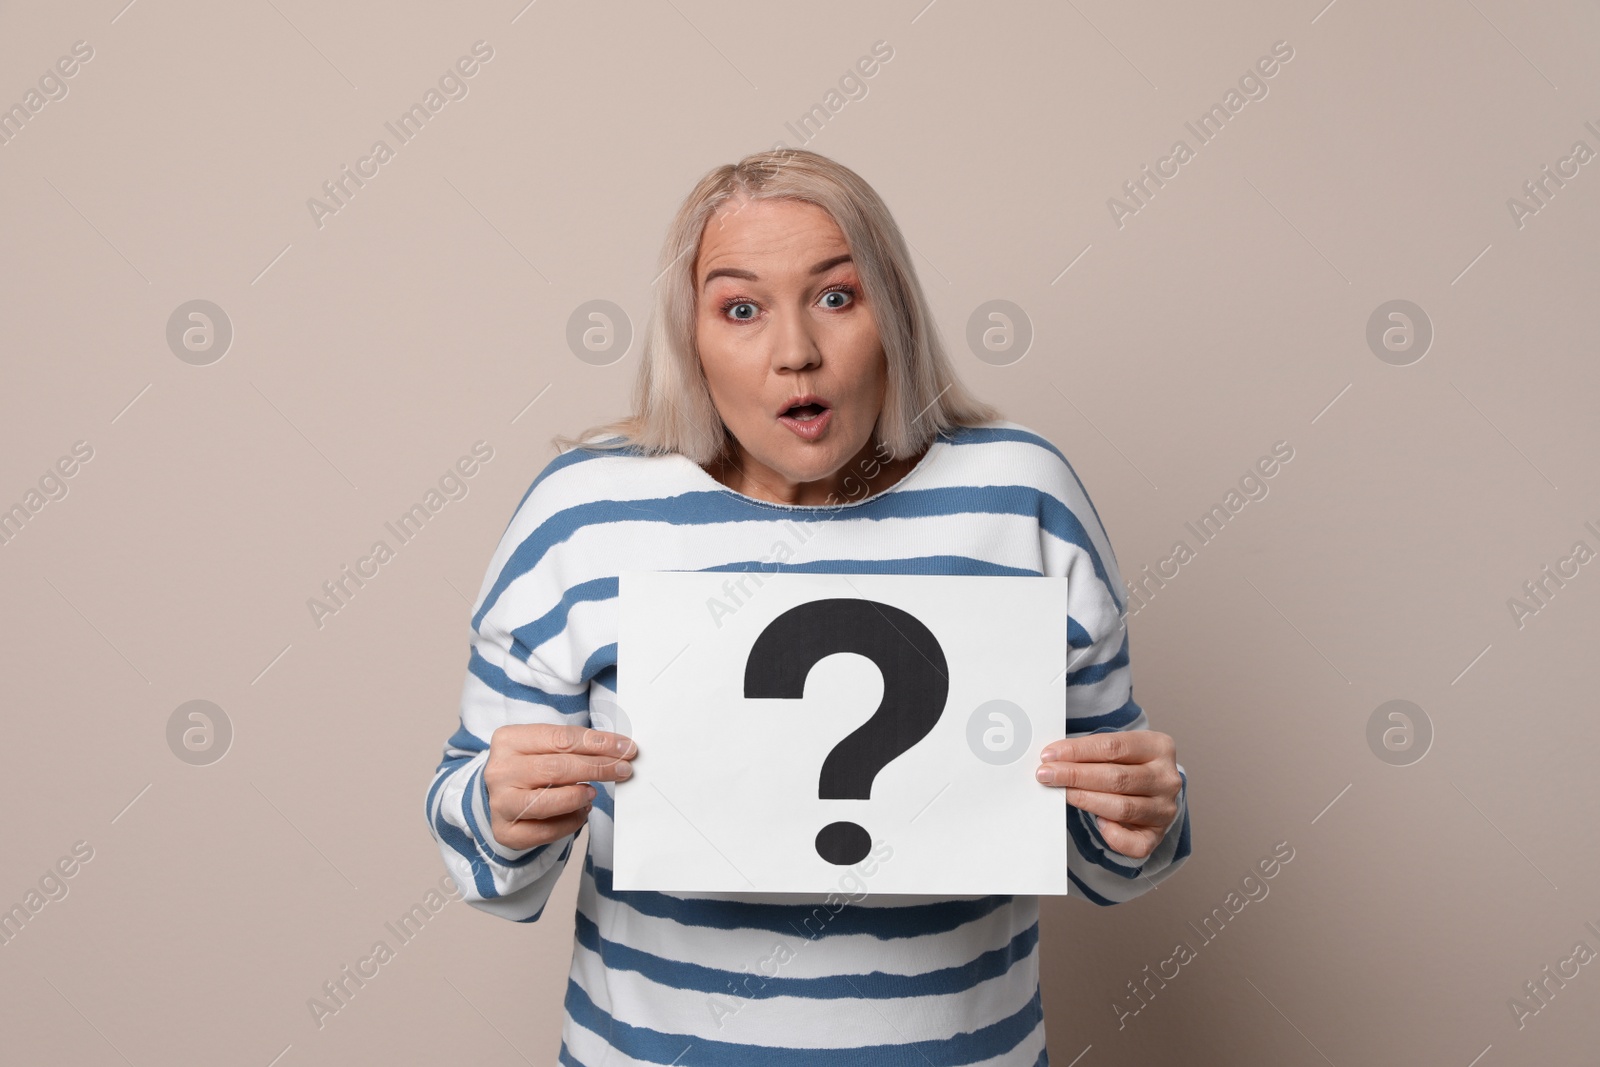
2,0,1597,1063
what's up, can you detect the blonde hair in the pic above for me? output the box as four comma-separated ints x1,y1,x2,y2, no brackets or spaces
555,147,1001,465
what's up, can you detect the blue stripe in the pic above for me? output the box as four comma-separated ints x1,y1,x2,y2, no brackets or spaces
561,975,1043,1066
474,490,712,629
459,762,559,874
429,751,472,787
1068,802,1143,879
588,748,1164,883
1064,742,1189,882
513,836,578,923
427,758,493,880
1059,722,1160,879
1075,809,1139,876
571,908,1039,1000
1089,766,1189,866
441,722,488,755
427,757,490,878
426,762,479,873
502,443,617,537
510,558,1052,694
493,422,1120,614
467,644,590,714
577,644,618,688
1067,868,1118,906
699,554,1042,578
464,761,555,870
428,758,564,893
509,575,618,663
474,483,1118,631
590,780,614,820
948,425,1120,606
946,425,1112,523
1067,789,1190,908
1065,695,1143,732
1173,769,1193,863
1066,631,1128,687
583,853,1014,939
1067,615,1093,648
431,793,498,898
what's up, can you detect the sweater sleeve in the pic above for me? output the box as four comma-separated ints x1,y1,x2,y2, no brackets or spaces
1047,456,1194,907
425,454,598,923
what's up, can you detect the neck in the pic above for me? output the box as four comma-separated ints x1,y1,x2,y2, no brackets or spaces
708,436,925,506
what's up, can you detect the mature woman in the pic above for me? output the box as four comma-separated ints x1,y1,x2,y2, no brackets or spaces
426,149,1192,1065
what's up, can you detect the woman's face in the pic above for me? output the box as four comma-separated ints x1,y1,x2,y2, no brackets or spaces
694,196,891,505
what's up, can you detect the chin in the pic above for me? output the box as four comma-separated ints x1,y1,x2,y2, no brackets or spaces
774,451,840,482
764,436,844,477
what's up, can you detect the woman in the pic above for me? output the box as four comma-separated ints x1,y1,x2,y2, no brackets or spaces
426,148,1191,1065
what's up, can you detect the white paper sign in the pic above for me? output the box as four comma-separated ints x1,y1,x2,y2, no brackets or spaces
612,571,1069,895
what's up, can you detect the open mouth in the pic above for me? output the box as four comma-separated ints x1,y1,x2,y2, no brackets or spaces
783,402,828,421
777,395,833,439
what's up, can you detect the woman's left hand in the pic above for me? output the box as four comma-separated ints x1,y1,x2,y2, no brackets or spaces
1036,730,1183,860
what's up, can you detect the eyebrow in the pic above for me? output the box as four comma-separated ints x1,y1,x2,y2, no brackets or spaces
701,253,853,291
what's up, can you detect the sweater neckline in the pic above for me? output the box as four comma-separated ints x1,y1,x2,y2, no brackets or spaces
675,434,945,513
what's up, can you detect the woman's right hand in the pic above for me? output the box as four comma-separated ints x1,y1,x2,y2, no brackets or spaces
484,723,637,850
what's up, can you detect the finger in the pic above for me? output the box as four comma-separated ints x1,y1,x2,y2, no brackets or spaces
495,781,596,825
493,801,592,851
497,722,638,759
1035,759,1164,795
1091,816,1160,860
1062,787,1177,829
523,750,637,788
1040,730,1171,765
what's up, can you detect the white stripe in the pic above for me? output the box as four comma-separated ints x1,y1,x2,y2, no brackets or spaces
576,840,1037,982
563,928,1041,1049
558,1010,1047,1067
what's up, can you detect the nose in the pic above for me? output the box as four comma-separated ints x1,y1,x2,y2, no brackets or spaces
769,302,822,374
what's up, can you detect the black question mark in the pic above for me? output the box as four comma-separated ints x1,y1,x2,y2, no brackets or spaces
743,598,949,865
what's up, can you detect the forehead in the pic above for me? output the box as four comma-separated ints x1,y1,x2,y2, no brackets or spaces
696,198,850,280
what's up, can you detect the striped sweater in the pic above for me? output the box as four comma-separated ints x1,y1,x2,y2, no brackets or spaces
426,419,1193,1065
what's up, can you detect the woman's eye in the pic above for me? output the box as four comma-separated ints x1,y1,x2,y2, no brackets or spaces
721,287,853,321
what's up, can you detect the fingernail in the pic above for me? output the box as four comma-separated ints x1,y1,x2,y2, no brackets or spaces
617,763,632,778
617,738,633,755
586,785,598,799
1035,766,1053,783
